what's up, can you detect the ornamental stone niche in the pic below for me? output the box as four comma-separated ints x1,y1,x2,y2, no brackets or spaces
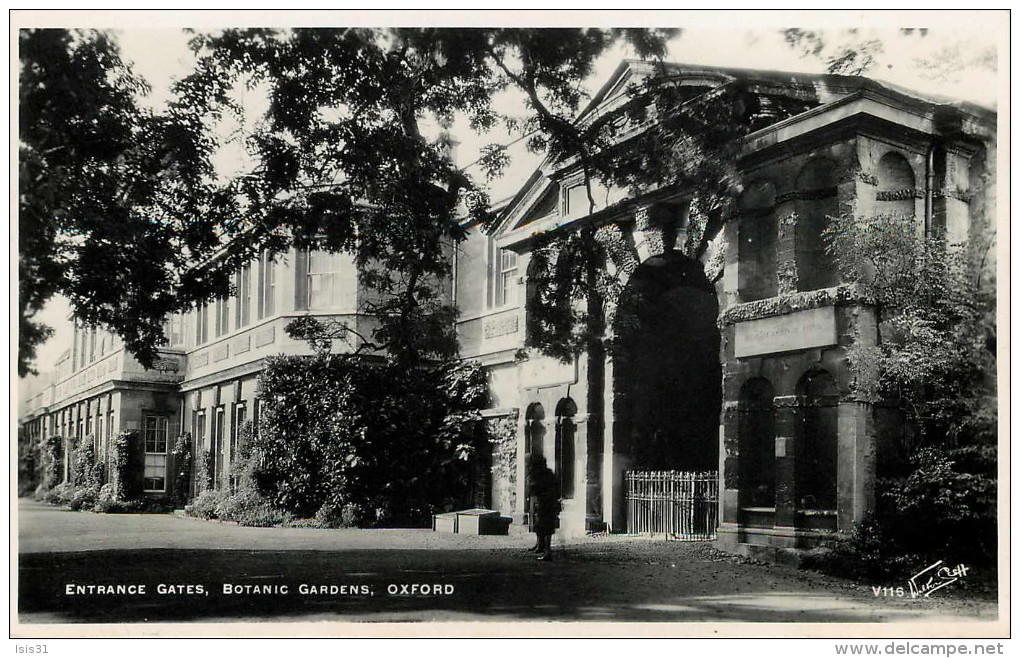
793,157,839,292
737,181,779,302
876,151,919,218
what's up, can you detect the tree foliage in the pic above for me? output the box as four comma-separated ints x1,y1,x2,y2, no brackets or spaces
810,213,998,579
167,27,676,366
18,29,238,374
824,213,995,446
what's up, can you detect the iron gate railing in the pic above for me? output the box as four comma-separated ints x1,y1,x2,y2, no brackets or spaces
625,470,719,540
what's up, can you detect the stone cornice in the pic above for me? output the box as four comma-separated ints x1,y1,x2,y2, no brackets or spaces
721,284,873,326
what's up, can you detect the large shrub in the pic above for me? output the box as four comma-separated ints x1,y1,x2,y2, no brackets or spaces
194,449,212,495
17,428,40,496
72,437,103,489
184,421,292,527
809,444,997,581
170,433,193,504
184,489,229,519
41,435,64,489
251,354,488,526
68,483,101,511
111,430,144,501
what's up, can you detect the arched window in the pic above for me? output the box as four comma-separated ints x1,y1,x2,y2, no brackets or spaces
876,151,917,219
555,398,578,500
795,158,838,291
797,368,838,510
738,377,776,508
738,181,778,301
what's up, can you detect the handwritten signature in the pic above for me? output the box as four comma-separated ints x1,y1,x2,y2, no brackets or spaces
907,560,970,598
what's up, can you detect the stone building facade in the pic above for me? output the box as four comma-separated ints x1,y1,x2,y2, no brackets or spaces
19,246,370,497
454,61,996,551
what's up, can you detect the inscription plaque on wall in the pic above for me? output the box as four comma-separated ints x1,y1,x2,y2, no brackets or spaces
734,306,837,358
483,315,519,339
152,357,180,372
234,334,251,354
255,326,276,348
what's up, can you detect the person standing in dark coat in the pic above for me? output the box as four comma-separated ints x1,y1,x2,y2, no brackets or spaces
528,456,560,561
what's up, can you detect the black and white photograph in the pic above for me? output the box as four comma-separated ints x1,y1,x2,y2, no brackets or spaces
11,9,1008,643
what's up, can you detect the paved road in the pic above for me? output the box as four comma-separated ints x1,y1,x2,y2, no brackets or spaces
16,499,998,626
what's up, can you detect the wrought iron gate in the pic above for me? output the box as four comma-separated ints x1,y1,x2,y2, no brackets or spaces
625,470,719,540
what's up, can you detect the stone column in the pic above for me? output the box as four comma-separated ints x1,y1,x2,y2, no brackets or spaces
837,401,876,533
942,144,975,244
720,401,741,525
722,220,741,306
567,412,589,537
513,410,529,524
775,200,799,296
773,395,802,528
600,351,631,533
632,205,665,262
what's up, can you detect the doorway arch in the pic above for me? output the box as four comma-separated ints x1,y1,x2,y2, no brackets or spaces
612,252,721,471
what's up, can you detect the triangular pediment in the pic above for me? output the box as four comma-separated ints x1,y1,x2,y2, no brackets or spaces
490,170,557,239
491,61,652,239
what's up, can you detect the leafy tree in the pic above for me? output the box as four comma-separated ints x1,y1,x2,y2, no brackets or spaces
170,28,676,367
19,27,679,373
824,212,995,446
18,28,244,374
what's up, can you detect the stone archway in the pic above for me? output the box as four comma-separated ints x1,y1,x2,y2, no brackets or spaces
611,252,722,471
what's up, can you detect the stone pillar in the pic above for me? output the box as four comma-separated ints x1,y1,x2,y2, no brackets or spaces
564,413,589,537
601,351,631,533
632,205,665,263
722,220,741,307
775,202,798,296
942,145,974,244
773,396,801,528
837,401,877,533
720,401,741,524
513,410,528,524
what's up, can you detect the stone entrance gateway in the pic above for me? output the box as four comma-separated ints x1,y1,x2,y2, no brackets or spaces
473,61,995,552
512,209,727,538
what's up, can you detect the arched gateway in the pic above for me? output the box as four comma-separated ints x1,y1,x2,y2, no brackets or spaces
612,252,721,472
454,60,996,552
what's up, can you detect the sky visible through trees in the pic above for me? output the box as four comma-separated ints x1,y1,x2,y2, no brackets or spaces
21,16,1002,374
